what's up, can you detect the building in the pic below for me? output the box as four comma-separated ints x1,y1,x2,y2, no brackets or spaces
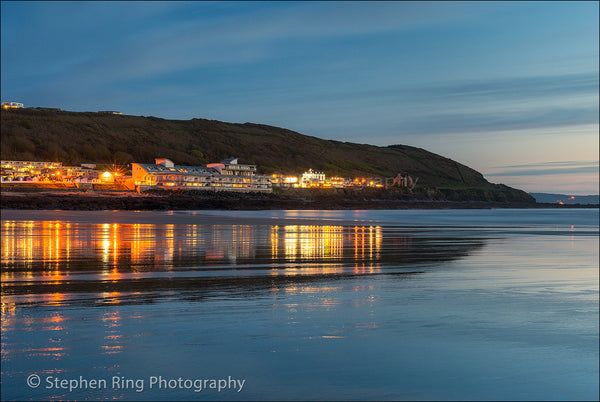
300,169,326,188
207,158,256,177
1,102,24,109
1,160,63,181
351,176,384,187
131,158,272,192
270,174,300,188
0,160,101,182
326,176,350,188
392,172,418,189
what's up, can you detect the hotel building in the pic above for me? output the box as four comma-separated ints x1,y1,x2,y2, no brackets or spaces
131,158,272,192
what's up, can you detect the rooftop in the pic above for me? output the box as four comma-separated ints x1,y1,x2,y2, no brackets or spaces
136,163,217,175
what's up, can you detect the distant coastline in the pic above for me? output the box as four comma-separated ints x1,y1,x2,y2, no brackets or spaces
530,192,599,205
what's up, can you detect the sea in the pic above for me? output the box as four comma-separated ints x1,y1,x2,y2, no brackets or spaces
1,208,598,401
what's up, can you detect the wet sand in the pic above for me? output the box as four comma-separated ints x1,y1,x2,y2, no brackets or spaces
0,209,367,227
2,209,598,401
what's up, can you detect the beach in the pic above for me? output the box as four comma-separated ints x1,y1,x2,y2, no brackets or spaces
2,208,598,400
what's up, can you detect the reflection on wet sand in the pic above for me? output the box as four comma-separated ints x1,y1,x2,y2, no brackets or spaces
1,220,484,309
2,210,597,402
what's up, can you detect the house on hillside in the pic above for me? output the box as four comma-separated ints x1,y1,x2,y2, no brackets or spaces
2,102,24,109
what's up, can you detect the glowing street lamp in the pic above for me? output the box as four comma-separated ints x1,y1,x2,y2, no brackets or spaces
102,171,114,183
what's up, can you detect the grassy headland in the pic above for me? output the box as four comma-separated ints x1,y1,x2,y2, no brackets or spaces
1,108,535,206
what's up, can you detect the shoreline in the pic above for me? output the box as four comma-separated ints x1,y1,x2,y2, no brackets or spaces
1,190,596,213
0,209,352,226
3,208,597,228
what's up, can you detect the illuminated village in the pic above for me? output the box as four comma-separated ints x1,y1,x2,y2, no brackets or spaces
1,102,416,193
1,158,416,193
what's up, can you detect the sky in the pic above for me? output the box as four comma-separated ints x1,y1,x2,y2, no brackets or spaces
1,1,598,194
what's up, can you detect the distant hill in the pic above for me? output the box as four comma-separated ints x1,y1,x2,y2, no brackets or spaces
1,108,534,202
530,193,599,205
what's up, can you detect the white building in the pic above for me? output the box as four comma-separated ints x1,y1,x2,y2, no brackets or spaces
301,169,326,187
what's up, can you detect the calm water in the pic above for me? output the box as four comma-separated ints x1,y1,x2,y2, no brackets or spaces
1,209,598,401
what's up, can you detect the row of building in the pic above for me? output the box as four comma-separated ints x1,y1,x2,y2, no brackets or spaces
1,160,103,182
0,158,273,192
134,160,391,190
132,158,272,192
2,157,416,192
270,169,385,189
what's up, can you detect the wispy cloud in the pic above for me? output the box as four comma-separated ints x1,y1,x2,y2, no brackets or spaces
3,2,484,85
486,166,599,177
376,72,600,135
304,72,598,106
492,160,600,169
395,106,598,135
485,159,599,194
418,73,599,102
484,159,599,194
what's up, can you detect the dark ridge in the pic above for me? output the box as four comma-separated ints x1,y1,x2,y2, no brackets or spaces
1,108,534,203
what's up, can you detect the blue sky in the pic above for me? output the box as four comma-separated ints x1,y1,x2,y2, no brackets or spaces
1,1,598,194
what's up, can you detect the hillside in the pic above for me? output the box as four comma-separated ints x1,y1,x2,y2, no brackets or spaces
0,108,533,202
